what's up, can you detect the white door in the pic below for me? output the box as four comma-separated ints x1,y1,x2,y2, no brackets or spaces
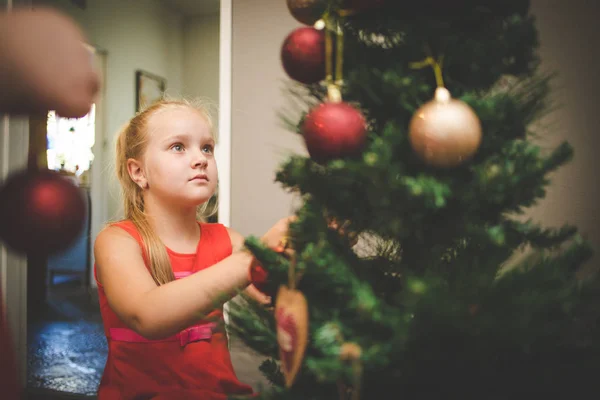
0,117,29,387
89,48,108,288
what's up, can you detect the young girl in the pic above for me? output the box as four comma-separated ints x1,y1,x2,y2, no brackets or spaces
94,98,291,399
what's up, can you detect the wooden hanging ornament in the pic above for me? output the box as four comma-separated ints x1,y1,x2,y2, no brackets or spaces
274,241,309,387
275,285,309,387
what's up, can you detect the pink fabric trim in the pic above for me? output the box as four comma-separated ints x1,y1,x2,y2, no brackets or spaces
110,322,217,347
174,271,192,279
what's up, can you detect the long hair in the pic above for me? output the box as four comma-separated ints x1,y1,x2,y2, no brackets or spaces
114,98,217,285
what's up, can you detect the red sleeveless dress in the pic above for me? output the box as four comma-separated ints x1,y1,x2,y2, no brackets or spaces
94,221,254,399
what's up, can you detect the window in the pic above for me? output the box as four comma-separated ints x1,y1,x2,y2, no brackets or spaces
46,105,96,178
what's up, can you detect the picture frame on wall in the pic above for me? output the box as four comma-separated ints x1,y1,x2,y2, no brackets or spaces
135,70,167,112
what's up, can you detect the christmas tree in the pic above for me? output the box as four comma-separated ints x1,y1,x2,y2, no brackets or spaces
228,1,600,398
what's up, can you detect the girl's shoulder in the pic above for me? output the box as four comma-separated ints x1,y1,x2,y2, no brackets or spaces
94,220,144,262
95,220,142,247
108,219,136,232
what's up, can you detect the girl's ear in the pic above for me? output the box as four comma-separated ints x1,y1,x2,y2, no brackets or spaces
127,158,148,189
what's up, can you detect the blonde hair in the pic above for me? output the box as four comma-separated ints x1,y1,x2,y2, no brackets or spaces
115,98,217,285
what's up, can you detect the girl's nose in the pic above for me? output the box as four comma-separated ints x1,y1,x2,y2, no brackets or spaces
191,150,208,168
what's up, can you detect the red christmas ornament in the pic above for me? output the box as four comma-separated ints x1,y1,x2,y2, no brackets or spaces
286,0,328,26
250,264,270,294
302,102,368,162
0,168,86,255
281,27,325,85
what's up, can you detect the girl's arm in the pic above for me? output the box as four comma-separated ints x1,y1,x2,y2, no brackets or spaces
226,227,272,305
94,217,291,339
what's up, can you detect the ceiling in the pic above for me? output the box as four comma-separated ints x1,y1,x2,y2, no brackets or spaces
162,0,220,17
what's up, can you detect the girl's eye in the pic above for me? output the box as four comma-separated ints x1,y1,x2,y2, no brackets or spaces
202,144,214,154
171,143,184,152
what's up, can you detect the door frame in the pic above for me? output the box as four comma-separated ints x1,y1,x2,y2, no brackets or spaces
218,0,232,228
88,46,108,288
218,0,233,326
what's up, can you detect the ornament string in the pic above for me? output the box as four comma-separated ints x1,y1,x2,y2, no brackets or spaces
335,23,344,86
323,13,344,84
409,52,445,88
337,8,358,17
280,233,300,290
350,362,362,400
288,252,297,290
324,12,334,84
338,341,363,400
323,12,345,102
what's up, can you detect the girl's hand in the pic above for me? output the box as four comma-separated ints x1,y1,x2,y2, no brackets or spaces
261,216,296,249
327,218,359,247
244,284,272,305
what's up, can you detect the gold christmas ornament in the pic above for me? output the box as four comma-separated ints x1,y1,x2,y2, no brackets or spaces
409,87,482,168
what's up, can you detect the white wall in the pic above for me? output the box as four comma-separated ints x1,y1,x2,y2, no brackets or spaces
231,0,306,237
528,0,600,270
36,0,185,221
183,14,220,124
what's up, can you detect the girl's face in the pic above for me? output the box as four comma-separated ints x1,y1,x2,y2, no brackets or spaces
134,107,218,208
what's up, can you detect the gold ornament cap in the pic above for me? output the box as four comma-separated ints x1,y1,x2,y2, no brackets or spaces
434,87,451,103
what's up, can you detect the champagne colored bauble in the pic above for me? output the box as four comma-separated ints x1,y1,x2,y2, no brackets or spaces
409,87,482,168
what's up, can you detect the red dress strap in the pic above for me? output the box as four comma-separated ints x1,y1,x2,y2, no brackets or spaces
194,223,233,270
